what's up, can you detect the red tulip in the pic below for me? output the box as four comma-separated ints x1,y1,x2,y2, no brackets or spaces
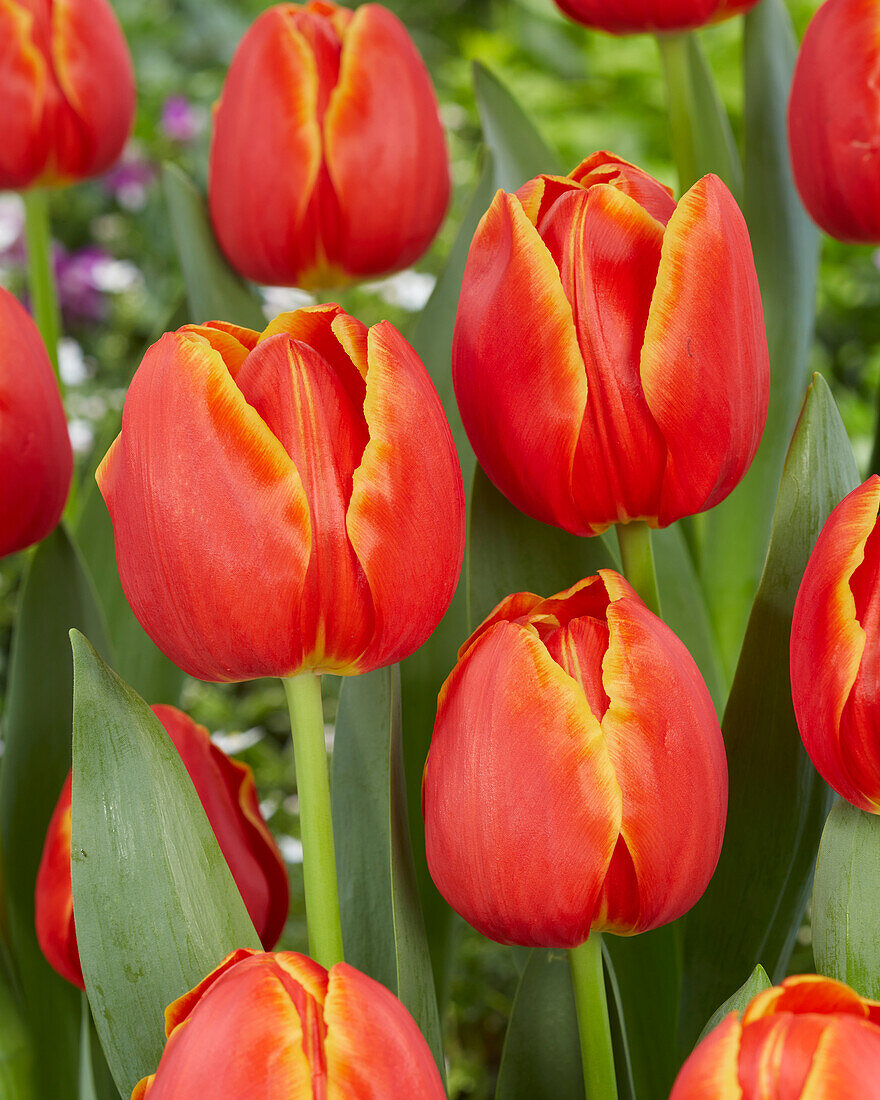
96,304,465,682
791,476,880,814
788,0,880,244
0,286,71,557
452,152,768,537
35,705,289,990
132,948,444,1098
671,975,880,1098
552,0,760,35
0,0,135,189
422,570,727,948
208,1,449,289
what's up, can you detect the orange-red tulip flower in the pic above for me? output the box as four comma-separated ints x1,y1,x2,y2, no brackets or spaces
35,705,289,990
552,0,759,34
132,948,445,1098
97,304,465,682
671,975,880,1098
788,0,880,244
208,1,450,289
0,0,135,189
422,570,727,948
791,476,880,814
0,286,71,556
452,152,768,537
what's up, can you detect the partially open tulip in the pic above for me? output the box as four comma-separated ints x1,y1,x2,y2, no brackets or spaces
35,705,289,990
0,0,135,189
0,286,71,557
132,948,444,1098
422,570,727,947
788,0,880,244
552,0,759,34
208,1,449,289
452,152,768,536
791,476,880,814
97,304,465,682
671,975,880,1098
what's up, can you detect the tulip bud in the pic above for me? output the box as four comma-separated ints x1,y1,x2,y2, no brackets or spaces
452,152,768,537
671,975,880,1098
132,948,445,1098
790,477,880,813
551,0,759,35
788,0,880,244
0,286,71,557
0,0,135,189
208,1,450,289
35,705,289,990
422,571,727,948
96,304,465,682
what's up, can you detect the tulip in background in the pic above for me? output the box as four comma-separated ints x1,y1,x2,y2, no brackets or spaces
0,0,135,189
35,705,289,989
0,285,71,557
209,0,450,288
551,0,760,35
452,152,768,538
670,975,880,1098
132,948,445,1098
788,0,880,244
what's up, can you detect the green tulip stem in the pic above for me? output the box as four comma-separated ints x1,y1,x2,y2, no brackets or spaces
23,188,62,380
656,31,700,195
282,673,344,968
616,520,662,617
570,935,619,1100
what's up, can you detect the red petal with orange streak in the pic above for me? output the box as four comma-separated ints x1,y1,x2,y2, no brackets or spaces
236,333,374,673
423,621,621,947
0,1,50,187
669,1014,743,1100
208,7,324,285
747,975,877,1024
322,3,449,277
537,183,667,528
736,1014,824,1097
452,190,588,533
163,948,258,1038
34,774,83,989
641,175,769,526
798,1016,880,1099
552,0,720,34
596,575,727,933
96,330,312,682
347,322,465,672
323,962,445,1098
791,478,880,812
570,152,676,225
177,322,259,377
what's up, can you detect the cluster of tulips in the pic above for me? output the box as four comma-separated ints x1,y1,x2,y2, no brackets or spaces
5,0,880,1096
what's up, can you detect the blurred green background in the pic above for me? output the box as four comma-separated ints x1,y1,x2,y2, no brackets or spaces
0,0,871,1094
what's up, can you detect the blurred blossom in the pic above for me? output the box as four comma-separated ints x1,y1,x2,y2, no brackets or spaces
58,339,89,386
160,95,207,143
68,419,95,455
55,246,111,324
277,835,304,865
101,145,157,211
211,728,265,755
363,270,436,311
0,194,24,259
260,285,315,318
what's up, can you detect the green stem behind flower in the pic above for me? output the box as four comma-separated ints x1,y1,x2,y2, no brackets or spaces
657,33,701,194
23,189,62,380
282,673,344,969
570,935,619,1100
616,521,661,617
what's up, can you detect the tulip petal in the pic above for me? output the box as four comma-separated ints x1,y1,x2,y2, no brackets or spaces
570,152,677,225
641,175,769,526
799,1017,880,1099
322,3,449,277
736,1015,823,1097
34,774,82,989
260,303,368,405
745,975,880,1024
669,1014,743,1100
553,0,719,35
347,322,464,672
453,190,588,532
164,948,258,1038
424,621,621,947
97,331,312,682
0,1,50,187
177,322,259,376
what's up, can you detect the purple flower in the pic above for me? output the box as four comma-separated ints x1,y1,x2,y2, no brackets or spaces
160,95,206,144
54,245,112,324
101,146,156,210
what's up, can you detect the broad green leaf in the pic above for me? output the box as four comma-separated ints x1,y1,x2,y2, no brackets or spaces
680,375,858,1050
162,163,266,328
699,0,820,679
332,666,444,1074
70,633,260,1097
0,525,110,1099
0,971,33,1100
813,800,880,998
697,965,771,1046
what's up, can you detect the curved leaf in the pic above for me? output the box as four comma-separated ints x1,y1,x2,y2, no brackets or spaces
696,964,771,1046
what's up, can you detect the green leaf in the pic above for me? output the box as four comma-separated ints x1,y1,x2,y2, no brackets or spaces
332,667,444,1075
697,964,771,1046
0,526,110,1099
699,0,820,679
813,800,880,998
70,633,260,1098
0,971,34,1100
162,163,266,328
472,61,562,192
680,374,858,1050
